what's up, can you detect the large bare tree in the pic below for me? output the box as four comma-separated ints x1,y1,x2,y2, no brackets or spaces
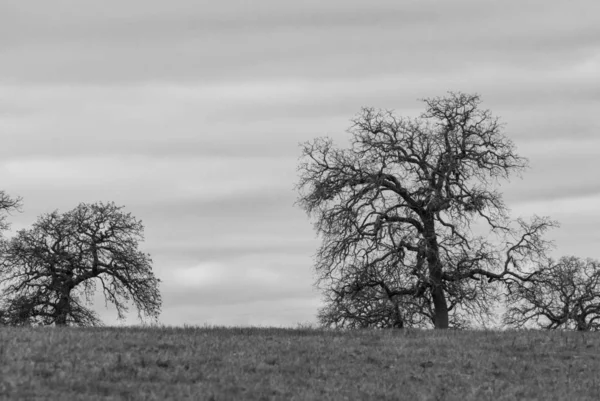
0,201,161,326
297,92,557,329
504,256,600,331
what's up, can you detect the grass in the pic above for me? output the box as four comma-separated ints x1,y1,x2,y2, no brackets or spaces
1,326,599,400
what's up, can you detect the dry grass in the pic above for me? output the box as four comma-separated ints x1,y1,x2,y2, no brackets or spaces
1,325,599,400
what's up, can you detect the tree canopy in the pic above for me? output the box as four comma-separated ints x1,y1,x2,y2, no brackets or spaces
0,201,161,326
297,92,558,329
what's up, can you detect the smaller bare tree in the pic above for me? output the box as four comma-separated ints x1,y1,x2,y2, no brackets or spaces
504,256,600,331
0,201,161,326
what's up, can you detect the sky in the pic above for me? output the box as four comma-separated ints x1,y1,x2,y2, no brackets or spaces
1,0,599,327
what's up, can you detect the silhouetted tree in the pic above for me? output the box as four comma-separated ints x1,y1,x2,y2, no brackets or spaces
504,256,600,331
0,201,161,326
297,92,557,329
0,190,21,234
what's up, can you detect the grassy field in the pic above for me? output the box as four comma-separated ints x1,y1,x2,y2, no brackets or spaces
0,326,599,400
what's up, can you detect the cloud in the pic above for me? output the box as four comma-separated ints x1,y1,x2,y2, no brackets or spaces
1,154,295,207
1,70,597,164
137,190,317,265
2,0,598,83
159,297,322,327
512,193,600,219
163,255,313,303
148,253,321,326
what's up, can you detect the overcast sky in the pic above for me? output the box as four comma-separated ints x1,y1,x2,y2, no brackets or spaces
1,0,599,327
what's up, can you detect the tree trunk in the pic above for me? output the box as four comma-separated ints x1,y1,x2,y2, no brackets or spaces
431,285,449,329
392,300,404,329
423,218,449,329
575,316,588,331
55,291,71,326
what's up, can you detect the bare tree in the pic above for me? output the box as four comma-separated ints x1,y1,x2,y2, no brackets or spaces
0,201,161,326
504,256,600,331
0,190,21,234
296,92,557,329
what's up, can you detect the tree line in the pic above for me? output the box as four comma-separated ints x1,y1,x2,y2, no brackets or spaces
2,91,597,331
296,92,600,331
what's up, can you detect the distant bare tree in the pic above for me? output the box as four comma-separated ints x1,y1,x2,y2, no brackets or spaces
0,190,21,234
0,190,23,325
504,256,600,331
297,92,557,329
0,201,161,326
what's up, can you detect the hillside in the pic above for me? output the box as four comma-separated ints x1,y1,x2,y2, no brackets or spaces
0,326,598,400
